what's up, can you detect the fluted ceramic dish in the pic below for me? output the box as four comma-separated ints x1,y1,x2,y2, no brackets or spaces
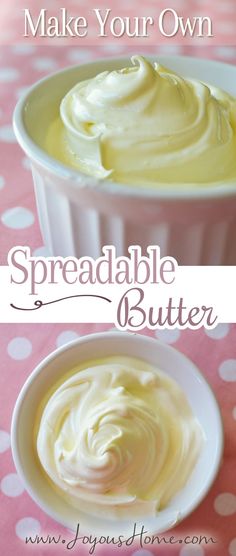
13,55,236,265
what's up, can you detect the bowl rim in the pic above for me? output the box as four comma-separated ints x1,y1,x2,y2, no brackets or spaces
11,331,224,533
13,54,236,202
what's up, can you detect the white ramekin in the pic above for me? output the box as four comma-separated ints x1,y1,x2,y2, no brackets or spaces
13,56,236,265
11,331,223,536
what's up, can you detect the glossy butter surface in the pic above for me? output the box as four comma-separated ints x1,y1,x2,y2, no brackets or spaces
46,56,236,188
37,356,203,519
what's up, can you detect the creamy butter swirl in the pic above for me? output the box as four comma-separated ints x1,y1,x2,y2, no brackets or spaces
37,357,203,519
55,55,236,187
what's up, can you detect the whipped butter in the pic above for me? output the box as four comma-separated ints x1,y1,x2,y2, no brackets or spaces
46,55,236,187
36,356,203,519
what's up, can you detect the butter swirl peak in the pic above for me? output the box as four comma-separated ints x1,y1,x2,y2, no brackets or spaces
37,357,203,519
59,56,236,186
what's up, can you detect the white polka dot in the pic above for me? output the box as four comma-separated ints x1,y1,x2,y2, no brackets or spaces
42,0,56,7
218,359,236,382
0,175,5,189
22,156,31,170
67,48,93,63
33,245,51,257
1,207,34,229
16,86,30,99
0,30,14,41
179,547,205,556
0,125,16,143
119,0,136,5
220,0,235,7
7,337,32,360
157,45,183,55
32,57,57,71
205,324,230,340
15,517,41,540
70,0,85,4
217,22,236,33
12,44,36,55
132,551,154,556
229,539,236,556
99,44,127,54
163,0,184,6
215,2,236,12
1,473,24,497
155,328,180,344
56,330,79,348
232,407,236,420
0,430,10,453
214,493,236,516
0,67,19,82
213,46,236,59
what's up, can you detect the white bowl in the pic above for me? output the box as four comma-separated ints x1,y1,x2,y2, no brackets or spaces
11,331,223,536
13,55,236,265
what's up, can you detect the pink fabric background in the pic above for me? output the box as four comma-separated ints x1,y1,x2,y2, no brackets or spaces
0,324,236,556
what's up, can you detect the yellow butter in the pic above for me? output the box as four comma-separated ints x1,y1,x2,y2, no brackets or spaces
46,56,236,188
37,356,203,519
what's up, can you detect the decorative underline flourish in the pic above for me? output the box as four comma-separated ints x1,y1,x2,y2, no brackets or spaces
10,294,112,311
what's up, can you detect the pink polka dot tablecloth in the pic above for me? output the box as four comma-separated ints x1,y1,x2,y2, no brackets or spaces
0,324,236,556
